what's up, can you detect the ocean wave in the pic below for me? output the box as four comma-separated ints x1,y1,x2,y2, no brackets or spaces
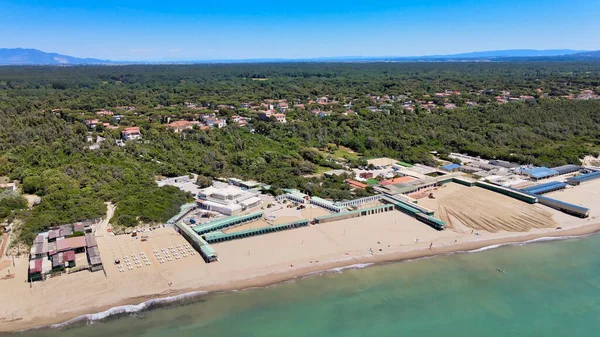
329,263,374,272
302,262,375,278
463,234,589,254
49,290,208,329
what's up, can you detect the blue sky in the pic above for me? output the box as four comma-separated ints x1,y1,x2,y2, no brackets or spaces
1,0,599,60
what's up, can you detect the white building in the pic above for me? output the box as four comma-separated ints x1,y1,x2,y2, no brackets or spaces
196,184,262,215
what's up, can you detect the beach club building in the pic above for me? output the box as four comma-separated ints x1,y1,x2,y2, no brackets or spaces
29,235,86,281
196,184,262,216
28,222,103,281
277,189,310,204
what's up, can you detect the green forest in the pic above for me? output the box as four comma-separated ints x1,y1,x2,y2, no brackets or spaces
1,62,599,244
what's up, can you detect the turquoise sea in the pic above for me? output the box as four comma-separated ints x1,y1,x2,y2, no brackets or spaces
13,234,600,337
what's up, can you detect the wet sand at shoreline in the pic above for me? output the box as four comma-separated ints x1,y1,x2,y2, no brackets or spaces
1,190,600,332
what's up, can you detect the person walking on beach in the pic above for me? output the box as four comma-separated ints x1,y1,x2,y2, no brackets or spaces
429,243,433,250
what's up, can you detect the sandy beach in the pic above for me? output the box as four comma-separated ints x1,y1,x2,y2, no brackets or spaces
1,183,599,332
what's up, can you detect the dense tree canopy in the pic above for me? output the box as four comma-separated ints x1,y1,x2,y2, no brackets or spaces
0,62,599,244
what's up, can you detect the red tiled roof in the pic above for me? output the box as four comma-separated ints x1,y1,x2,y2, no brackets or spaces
122,127,140,134
345,179,367,189
380,176,415,186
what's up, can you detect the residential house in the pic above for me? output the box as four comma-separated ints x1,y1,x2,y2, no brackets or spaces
96,109,114,116
445,90,461,96
273,113,287,123
166,120,202,133
116,106,136,111
259,110,274,120
103,123,119,130
260,110,286,123
311,110,332,118
122,127,141,141
232,115,250,127
317,97,329,104
444,103,457,110
278,102,289,112
84,119,99,128
204,117,227,128
495,96,508,104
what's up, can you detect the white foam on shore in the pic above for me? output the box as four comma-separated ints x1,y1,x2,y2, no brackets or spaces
48,290,208,329
463,234,587,254
43,262,377,330
303,262,376,278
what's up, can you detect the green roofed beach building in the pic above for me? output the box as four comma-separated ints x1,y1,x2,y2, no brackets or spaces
174,222,218,262
193,211,264,235
203,220,309,244
313,204,394,224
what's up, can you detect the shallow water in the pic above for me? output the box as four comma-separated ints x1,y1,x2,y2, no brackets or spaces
14,234,600,337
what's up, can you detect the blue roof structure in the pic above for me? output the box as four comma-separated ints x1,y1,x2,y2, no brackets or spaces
521,181,565,193
523,167,559,180
440,163,460,171
551,164,581,175
535,195,590,218
567,170,600,184
523,182,567,195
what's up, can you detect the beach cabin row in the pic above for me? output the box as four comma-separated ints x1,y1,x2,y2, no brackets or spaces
384,195,434,216
309,197,346,213
313,204,395,224
415,213,446,230
193,211,264,235
334,195,382,208
174,222,218,263
382,196,421,217
203,220,309,244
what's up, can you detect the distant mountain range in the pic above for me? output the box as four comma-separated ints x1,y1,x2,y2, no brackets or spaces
0,48,111,65
0,48,599,65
